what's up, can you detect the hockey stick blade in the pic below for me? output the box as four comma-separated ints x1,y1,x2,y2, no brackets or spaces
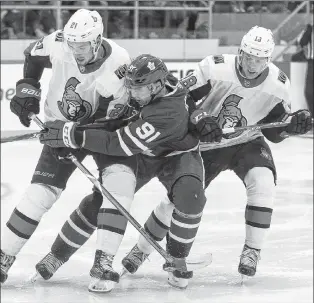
186,252,212,271
1,131,42,144
120,252,212,278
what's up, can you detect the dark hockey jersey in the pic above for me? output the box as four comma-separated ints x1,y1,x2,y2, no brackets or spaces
82,84,199,157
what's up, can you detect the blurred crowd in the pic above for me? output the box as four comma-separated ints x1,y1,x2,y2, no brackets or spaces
0,1,311,40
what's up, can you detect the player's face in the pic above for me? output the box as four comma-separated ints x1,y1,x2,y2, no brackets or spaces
67,41,94,66
129,85,152,107
240,52,268,79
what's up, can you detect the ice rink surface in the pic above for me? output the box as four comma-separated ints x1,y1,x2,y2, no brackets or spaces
1,135,313,303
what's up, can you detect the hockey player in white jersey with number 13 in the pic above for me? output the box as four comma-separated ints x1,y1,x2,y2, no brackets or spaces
0,9,136,284
121,26,312,279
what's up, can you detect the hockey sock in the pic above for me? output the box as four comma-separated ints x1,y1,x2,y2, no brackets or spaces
244,167,275,249
51,192,102,262
167,176,206,258
167,209,202,258
96,163,135,255
96,206,128,255
138,198,174,254
2,184,61,256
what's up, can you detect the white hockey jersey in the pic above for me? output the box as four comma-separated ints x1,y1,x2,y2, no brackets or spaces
25,30,131,122
182,54,291,150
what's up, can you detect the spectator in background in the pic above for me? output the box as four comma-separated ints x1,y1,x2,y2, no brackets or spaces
231,1,245,13
104,1,133,38
1,18,17,39
1,9,29,38
25,1,56,38
297,21,313,116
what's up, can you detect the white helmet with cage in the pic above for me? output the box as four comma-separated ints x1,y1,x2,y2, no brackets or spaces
239,26,275,61
64,9,104,56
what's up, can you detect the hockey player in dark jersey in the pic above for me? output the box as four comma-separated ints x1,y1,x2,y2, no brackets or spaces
118,26,313,281
37,54,222,291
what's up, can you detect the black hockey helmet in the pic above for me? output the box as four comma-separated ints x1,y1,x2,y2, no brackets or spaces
125,54,169,88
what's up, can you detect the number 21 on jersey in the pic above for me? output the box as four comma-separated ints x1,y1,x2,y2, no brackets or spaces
136,122,161,143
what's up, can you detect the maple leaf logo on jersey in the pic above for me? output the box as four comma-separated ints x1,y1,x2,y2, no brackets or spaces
147,62,155,71
57,77,92,122
215,94,247,139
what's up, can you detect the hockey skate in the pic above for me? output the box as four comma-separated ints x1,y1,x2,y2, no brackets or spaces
1,249,16,283
238,244,261,279
163,257,193,289
30,252,65,282
88,250,120,293
121,244,150,276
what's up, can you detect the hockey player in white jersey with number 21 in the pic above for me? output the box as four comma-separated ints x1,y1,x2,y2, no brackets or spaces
0,9,137,284
121,26,312,280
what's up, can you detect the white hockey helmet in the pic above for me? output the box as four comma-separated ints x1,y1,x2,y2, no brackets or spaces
239,26,275,60
64,9,104,56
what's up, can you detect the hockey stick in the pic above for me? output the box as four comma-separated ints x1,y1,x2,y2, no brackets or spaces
222,118,314,135
80,118,314,135
1,115,48,144
1,131,43,144
3,118,311,144
29,114,212,272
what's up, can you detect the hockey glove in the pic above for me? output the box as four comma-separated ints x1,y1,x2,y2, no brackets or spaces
285,110,312,135
39,120,83,149
10,78,41,127
190,109,222,143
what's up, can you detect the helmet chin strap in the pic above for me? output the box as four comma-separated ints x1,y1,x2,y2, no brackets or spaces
84,38,102,65
148,80,166,104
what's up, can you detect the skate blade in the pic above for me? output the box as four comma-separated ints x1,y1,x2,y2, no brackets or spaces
186,252,213,271
28,272,43,283
167,274,188,290
119,267,129,278
240,274,250,285
88,277,117,293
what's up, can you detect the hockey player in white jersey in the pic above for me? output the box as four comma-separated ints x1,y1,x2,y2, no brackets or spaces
120,26,312,279
0,9,136,284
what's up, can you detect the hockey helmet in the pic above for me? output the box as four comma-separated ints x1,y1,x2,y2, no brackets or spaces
240,26,275,59
64,9,103,56
238,26,275,78
125,54,169,88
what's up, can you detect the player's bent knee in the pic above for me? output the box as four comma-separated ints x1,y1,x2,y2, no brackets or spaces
245,167,275,207
100,164,136,210
172,176,206,215
16,183,62,221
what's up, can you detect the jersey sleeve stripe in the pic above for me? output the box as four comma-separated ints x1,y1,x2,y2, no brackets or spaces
116,129,133,156
125,125,148,151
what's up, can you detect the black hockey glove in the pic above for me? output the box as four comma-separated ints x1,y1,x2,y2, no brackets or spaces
10,78,41,127
285,110,312,135
190,109,222,143
39,120,83,149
